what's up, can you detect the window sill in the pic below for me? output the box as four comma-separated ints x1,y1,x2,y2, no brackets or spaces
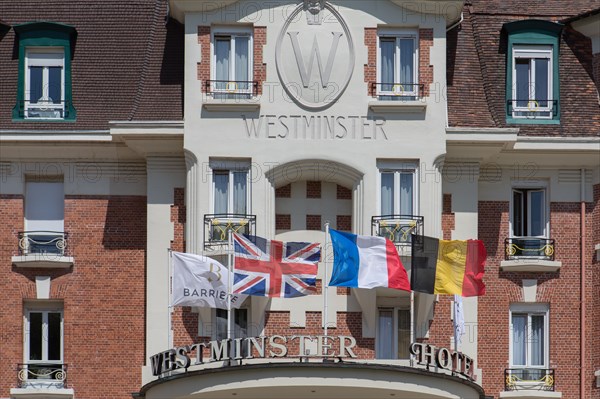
12,255,74,269
505,117,560,125
368,100,426,113
10,387,74,399
499,390,562,398
202,99,260,112
500,259,561,272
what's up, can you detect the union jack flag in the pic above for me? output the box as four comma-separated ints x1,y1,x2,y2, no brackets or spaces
233,233,321,298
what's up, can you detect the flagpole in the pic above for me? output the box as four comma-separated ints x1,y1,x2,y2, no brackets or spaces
324,222,330,337
167,248,173,349
227,230,233,342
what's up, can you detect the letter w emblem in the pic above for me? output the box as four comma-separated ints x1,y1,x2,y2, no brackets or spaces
287,32,343,88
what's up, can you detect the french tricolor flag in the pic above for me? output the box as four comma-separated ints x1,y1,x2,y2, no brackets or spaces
328,229,411,291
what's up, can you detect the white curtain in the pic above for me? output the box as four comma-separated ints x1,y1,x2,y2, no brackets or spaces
512,314,526,365
400,173,413,215
214,173,229,214
215,38,230,90
381,173,394,215
377,310,393,359
531,315,544,366
233,171,247,215
380,39,395,92
235,36,249,91
399,38,414,86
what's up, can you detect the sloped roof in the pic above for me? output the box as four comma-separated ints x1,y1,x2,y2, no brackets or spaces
0,0,183,130
447,1,600,136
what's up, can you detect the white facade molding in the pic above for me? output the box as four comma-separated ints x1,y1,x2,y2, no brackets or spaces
10,388,75,399
368,100,427,113
499,391,562,398
500,260,562,273
12,256,74,269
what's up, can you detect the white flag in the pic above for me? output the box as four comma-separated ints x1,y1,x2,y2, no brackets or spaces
454,294,465,345
172,252,247,309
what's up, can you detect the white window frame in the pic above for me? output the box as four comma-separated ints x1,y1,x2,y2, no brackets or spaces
511,45,553,119
211,168,251,215
24,48,65,119
377,161,419,216
509,303,549,369
210,26,254,96
509,181,549,239
376,29,418,98
24,304,64,366
376,307,411,360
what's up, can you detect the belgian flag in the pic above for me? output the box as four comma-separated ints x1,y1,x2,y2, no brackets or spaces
411,235,486,297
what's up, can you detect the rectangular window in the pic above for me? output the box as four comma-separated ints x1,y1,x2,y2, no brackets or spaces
213,170,249,215
377,32,417,100
377,308,411,359
24,179,65,255
212,28,253,98
216,308,249,357
24,304,64,386
510,304,548,370
380,170,415,216
511,188,546,237
511,46,553,119
25,49,65,119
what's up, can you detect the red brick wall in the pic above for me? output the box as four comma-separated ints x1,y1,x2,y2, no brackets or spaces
591,184,600,399
275,184,291,198
276,214,291,230
364,28,377,96
337,184,352,200
306,214,321,231
198,25,267,95
442,193,455,240
306,181,322,198
477,200,595,398
0,195,146,399
419,29,434,97
198,26,211,92
336,215,352,231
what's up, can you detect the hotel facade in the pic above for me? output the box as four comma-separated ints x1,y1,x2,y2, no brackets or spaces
0,1,598,399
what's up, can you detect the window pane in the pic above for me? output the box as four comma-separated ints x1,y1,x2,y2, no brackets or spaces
529,190,545,237
216,308,228,341
380,38,395,91
377,310,393,359
397,309,411,359
215,38,231,89
399,38,414,87
530,315,545,366
235,36,249,90
515,59,530,107
29,67,43,103
534,58,549,108
512,314,527,366
29,312,43,361
381,173,394,215
232,171,247,215
47,312,62,361
235,308,248,338
400,173,413,215
214,172,229,214
513,190,524,236
48,67,62,104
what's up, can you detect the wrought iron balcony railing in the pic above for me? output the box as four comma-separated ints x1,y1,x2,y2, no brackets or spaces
17,363,67,388
507,99,558,118
204,80,259,98
371,215,424,246
15,100,73,119
204,214,256,249
505,237,555,261
18,231,68,256
371,82,424,100
505,368,555,391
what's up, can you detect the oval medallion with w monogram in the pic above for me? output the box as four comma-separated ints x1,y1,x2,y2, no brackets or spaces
275,0,355,110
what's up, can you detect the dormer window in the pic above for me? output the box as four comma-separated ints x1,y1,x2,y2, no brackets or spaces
504,20,563,124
